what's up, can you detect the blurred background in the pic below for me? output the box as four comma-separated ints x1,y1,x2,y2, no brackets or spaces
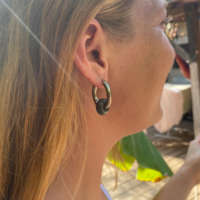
102,1,200,200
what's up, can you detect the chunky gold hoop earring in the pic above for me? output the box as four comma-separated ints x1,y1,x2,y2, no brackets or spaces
92,81,112,115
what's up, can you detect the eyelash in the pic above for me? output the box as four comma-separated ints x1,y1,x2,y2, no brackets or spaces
161,15,173,25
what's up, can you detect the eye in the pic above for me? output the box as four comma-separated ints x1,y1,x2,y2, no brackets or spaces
161,15,173,25
160,15,173,31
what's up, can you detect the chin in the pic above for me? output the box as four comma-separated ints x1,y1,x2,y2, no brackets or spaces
143,104,163,130
154,106,163,124
122,103,164,136
128,109,163,135
148,95,164,124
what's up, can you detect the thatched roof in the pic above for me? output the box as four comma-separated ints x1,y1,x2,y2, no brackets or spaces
167,0,198,3
166,0,200,22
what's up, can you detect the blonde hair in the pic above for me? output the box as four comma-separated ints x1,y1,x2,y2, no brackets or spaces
0,0,133,199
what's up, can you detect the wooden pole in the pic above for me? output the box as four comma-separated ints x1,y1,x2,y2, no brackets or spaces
185,3,200,198
185,3,200,138
190,62,200,137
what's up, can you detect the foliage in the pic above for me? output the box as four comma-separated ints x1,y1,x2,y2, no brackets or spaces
107,132,173,182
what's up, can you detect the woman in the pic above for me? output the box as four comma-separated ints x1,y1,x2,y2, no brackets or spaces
0,0,200,199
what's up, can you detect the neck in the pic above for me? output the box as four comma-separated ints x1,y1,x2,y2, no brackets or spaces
45,102,118,200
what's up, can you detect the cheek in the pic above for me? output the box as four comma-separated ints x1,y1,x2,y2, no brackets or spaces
151,29,175,66
125,31,174,127
141,29,174,87
108,29,175,134
139,31,175,122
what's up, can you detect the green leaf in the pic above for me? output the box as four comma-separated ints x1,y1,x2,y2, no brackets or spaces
136,166,168,182
121,132,173,177
107,142,135,171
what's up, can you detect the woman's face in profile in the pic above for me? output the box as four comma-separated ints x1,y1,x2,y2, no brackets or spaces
107,0,175,136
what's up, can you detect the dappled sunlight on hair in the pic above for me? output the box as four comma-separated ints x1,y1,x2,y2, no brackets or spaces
0,0,134,199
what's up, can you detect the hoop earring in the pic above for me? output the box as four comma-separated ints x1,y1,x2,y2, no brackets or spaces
92,81,112,115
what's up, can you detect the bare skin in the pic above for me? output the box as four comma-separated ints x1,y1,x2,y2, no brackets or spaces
45,0,200,199
153,136,200,200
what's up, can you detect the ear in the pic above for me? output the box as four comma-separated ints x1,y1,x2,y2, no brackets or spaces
74,19,108,88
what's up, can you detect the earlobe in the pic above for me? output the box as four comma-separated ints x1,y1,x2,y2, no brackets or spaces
74,19,108,89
